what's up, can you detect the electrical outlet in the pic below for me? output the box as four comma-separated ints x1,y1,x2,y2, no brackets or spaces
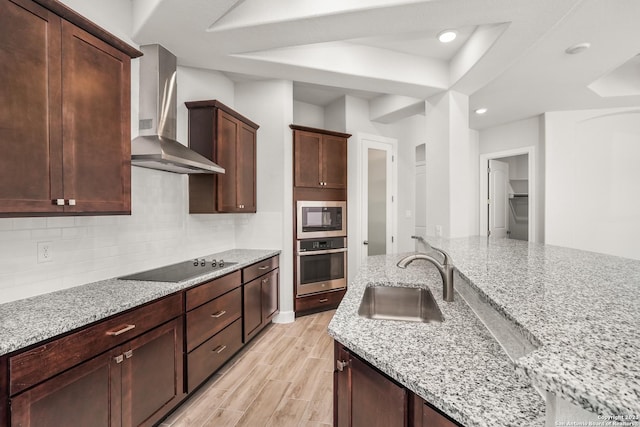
435,225,442,237
37,241,53,263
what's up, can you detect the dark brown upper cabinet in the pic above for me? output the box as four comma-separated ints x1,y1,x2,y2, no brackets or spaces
0,0,141,217
291,125,350,190
186,100,259,214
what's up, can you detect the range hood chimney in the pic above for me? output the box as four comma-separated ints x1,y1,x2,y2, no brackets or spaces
131,44,224,174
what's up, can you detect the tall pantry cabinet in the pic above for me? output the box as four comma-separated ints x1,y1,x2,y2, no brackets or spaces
291,125,350,315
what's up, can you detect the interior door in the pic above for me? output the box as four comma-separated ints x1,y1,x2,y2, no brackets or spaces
488,159,509,238
361,139,394,261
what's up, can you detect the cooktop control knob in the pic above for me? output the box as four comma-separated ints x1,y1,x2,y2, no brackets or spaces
211,259,217,267
200,259,205,266
193,259,199,266
219,259,225,267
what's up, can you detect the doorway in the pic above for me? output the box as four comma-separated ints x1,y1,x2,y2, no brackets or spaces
357,134,397,263
480,147,536,241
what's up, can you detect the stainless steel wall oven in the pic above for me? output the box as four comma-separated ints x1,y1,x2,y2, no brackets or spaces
296,237,347,296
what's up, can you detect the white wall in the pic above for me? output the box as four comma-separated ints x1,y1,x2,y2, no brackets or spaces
177,67,235,143
479,116,545,242
545,108,640,260
389,115,426,252
234,80,295,322
292,100,324,128
325,97,347,133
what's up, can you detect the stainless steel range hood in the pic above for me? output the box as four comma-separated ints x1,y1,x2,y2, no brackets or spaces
131,44,224,174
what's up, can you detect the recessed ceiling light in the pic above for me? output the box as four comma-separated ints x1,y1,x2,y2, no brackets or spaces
474,108,488,115
437,30,457,43
565,42,591,55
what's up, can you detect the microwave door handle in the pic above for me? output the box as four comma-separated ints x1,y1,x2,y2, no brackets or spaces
298,248,348,256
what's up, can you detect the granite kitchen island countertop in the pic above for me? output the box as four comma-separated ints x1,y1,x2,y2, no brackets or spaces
0,249,279,356
328,237,640,427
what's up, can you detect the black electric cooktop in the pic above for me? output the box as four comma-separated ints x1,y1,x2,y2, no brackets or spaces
118,259,237,283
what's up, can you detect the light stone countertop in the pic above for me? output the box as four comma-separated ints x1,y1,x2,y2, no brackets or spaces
0,249,279,356
328,237,640,426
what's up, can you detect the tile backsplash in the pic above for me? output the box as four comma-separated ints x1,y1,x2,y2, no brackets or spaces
0,167,237,304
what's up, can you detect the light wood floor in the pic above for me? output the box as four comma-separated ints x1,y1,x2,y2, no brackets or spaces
160,310,335,427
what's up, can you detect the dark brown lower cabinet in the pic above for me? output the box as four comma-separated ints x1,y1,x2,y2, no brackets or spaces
334,341,462,427
411,394,461,427
10,318,184,427
334,342,407,427
1,356,7,427
11,348,117,427
121,319,184,427
187,319,243,391
243,267,279,342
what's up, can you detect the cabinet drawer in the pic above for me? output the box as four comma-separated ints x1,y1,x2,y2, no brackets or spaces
296,289,345,314
9,293,182,396
186,287,241,352
186,271,241,311
187,319,243,392
243,256,279,283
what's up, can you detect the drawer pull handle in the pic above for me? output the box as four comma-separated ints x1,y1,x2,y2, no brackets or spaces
213,345,227,354
106,324,136,336
211,310,227,318
319,298,329,303
258,265,270,270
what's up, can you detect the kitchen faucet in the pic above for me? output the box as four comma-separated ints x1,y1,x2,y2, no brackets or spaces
397,236,455,302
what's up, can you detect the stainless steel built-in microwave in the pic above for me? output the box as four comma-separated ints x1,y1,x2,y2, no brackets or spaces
296,200,346,239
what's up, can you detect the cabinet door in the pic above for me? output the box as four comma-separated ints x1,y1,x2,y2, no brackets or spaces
243,277,262,342
236,122,256,212
216,109,239,212
351,355,407,427
10,349,120,427
321,135,347,189
0,0,63,215
294,131,322,188
261,268,279,321
334,342,351,427
121,318,184,427
61,21,131,214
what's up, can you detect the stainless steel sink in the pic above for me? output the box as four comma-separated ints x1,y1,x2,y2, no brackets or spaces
358,286,444,323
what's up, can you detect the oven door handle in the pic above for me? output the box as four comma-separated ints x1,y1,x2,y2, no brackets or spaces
298,248,348,256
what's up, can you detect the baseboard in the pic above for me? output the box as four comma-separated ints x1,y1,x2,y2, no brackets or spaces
273,310,295,324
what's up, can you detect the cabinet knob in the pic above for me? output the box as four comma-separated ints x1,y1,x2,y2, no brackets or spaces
114,354,124,364
54,199,65,206
336,359,349,371
124,349,133,359
67,199,76,206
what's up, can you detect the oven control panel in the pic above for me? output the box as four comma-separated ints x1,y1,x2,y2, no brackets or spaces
298,237,346,252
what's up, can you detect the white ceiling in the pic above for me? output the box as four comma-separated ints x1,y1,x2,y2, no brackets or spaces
131,0,640,129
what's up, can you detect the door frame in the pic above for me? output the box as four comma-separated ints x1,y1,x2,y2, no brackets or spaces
349,133,398,281
479,146,537,242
